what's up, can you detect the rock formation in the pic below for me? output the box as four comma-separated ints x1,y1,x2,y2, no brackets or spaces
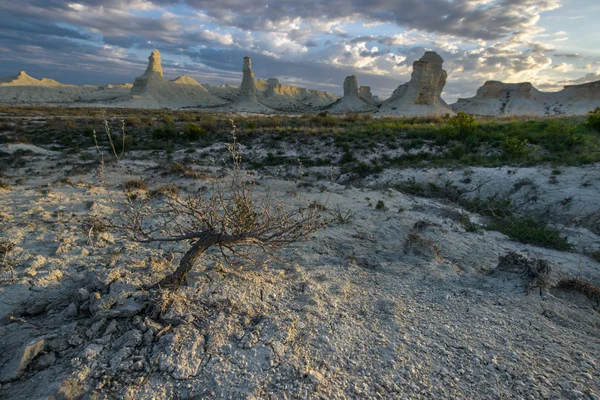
129,49,227,108
142,50,163,78
343,76,359,97
379,51,453,116
0,71,132,104
326,75,377,114
240,56,257,103
257,77,338,111
452,80,600,116
0,71,63,87
358,85,375,105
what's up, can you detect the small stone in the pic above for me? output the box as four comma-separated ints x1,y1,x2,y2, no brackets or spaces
83,344,104,359
29,255,47,269
86,318,107,338
65,303,78,318
112,330,142,349
568,390,584,399
32,352,56,371
103,319,118,337
306,370,326,387
0,338,46,383
78,288,90,301
559,381,571,390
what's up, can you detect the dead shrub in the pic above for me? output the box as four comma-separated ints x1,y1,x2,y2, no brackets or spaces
495,252,552,295
553,277,600,305
123,178,149,192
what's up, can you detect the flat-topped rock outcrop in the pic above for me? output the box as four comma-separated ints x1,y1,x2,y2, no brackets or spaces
379,51,453,116
452,80,600,116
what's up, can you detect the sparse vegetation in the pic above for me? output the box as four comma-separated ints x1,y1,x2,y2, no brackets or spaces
0,240,16,281
329,205,356,224
122,178,148,192
448,112,477,135
585,107,600,133
104,128,328,288
488,216,572,250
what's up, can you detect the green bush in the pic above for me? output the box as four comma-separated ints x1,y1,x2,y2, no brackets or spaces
162,113,174,125
502,137,530,158
184,123,206,141
152,124,177,140
585,107,600,133
110,133,134,153
448,112,477,135
488,216,572,250
124,116,142,127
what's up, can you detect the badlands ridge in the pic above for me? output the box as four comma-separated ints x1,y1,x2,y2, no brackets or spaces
1,49,599,116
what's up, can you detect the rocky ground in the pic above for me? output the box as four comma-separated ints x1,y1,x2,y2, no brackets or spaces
0,142,599,399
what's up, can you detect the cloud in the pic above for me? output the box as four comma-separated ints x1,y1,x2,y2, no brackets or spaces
0,0,597,105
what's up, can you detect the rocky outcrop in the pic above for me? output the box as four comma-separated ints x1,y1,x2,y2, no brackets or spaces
343,76,359,97
129,50,227,108
240,56,257,103
0,71,63,87
452,80,600,116
326,75,377,114
379,51,453,116
141,50,163,78
258,77,338,111
358,86,375,105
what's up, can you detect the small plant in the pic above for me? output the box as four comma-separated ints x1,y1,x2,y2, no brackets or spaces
152,124,177,141
553,277,600,304
586,249,600,263
448,112,477,135
184,123,206,141
162,113,174,125
123,178,148,192
152,184,179,197
585,107,600,133
488,216,572,250
124,116,143,127
0,240,17,281
495,252,552,295
375,200,386,210
502,137,530,158
0,180,8,190
329,205,356,224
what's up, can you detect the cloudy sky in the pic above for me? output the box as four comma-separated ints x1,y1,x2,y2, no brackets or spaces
0,0,598,102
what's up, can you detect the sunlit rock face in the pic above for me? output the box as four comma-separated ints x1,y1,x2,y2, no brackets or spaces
452,80,600,116
380,51,453,116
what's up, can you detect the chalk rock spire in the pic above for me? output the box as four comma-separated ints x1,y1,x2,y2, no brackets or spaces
240,56,257,102
380,51,452,115
141,49,163,78
343,75,359,97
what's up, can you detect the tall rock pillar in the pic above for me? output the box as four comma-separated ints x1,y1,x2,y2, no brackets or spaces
240,56,257,102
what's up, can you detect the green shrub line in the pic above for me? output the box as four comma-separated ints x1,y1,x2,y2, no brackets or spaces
487,215,572,251
1,107,599,169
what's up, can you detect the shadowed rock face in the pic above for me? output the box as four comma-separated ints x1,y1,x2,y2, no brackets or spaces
343,76,359,97
379,51,452,116
358,85,375,105
452,80,600,116
240,56,257,103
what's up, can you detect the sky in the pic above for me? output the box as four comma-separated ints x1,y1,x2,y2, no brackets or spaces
0,0,599,103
